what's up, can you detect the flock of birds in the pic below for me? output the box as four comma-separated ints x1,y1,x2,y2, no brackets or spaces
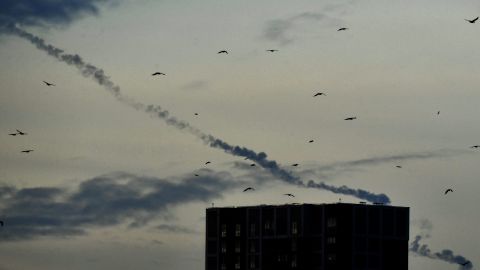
3,17,480,267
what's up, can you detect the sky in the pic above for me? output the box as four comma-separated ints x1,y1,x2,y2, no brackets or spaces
0,0,479,269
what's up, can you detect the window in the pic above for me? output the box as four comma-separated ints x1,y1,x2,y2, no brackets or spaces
327,253,336,262
221,242,227,253
291,240,297,251
250,241,256,253
250,223,256,235
327,217,337,228
221,224,227,237
235,256,241,269
235,241,241,253
221,263,226,270
235,224,241,237
327,236,336,244
250,260,256,269
291,254,297,268
264,221,271,230
292,221,298,235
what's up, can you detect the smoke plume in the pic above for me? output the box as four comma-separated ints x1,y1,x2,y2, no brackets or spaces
410,235,473,269
3,25,391,204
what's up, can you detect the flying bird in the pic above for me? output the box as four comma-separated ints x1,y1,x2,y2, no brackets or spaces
250,163,256,167
194,174,199,177
266,49,278,52
437,111,440,115
205,161,211,165
344,117,357,120
470,145,480,149
16,129,27,135
243,187,255,192
152,72,166,76
218,50,228,54
337,27,348,31
42,81,55,86
8,133,17,136
459,261,471,266
284,193,295,197
396,165,402,168
21,150,34,153
194,113,199,116
465,17,479,23
308,140,314,143
313,92,326,97
444,188,453,195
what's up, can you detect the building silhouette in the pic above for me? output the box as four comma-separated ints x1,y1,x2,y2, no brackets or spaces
205,203,409,270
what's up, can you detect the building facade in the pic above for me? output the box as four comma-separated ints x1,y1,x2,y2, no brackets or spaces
205,203,409,270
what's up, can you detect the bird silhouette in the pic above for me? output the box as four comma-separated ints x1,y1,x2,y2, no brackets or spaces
194,174,199,177
437,111,440,115
292,163,299,167
8,133,17,136
243,187,255,192
250,163,256,167
205,161,211,165
152,72,166,76
337,27,348,31
218,50,228,54
16,129,27,135
0,221,3,227
396,165,402,168
266,49,278,52
308,140,314,143
194,113,199,116
344,117,357,120
470,145,480,149
313,92,326,97
21,150,34,153
444,188,453,195
284,193,295,197
465,17,479,23
43,81,55,86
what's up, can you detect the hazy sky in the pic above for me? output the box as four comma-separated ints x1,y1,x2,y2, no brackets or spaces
1,0,480,269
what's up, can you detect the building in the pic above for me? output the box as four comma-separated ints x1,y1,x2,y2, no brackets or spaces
205,203,409,270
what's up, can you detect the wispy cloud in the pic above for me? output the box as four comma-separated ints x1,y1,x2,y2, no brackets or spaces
154,224,197,234
0,0,117,29
0,171,239,241
180,80,209,91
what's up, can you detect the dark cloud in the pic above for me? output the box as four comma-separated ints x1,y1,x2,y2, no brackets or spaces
0,0,117,29
6,26,391,204
262,11,344,45
410,235,473,270
0,171,239,241
154,224,197,234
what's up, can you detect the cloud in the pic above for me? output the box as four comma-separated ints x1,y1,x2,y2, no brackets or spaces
0,0,117,29
154,224,197,234
0,171,239,241
262,10,345,46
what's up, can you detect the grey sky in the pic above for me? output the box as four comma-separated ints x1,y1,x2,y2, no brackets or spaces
1,0,480,269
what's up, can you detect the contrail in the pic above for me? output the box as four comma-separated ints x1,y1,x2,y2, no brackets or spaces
4,25,390,204
410,235,473,269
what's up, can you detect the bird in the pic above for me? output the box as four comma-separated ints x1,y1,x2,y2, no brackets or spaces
444,188,453,195
266,49,278,53
470,145,480,149
194,113,199,116
437,111,440,115
21,150,34,153
292,163,299,167
459,261,470,267
152,72,166,76
344,117,357,120
205,161,211,165
0,220,3,227
243,187,255,192
337,27,348,31
284,193,295,197
218,50,228,54
16,129,27,135
308,140,314,143
42,81,55,86
396,165,402,168
250,163,256,167
8,133,17,136
313,92,326,97
194,174,199,177
465,17,479,23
